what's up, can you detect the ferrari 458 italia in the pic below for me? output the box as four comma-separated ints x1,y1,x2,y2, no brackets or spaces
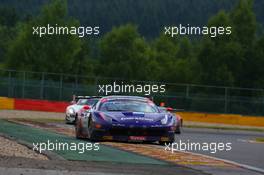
75,96,177,144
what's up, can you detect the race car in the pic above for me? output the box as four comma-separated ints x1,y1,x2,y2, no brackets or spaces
75,96,177,144
158,106,183,134
65,96,101,124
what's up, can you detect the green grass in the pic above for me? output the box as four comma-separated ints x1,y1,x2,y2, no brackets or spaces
12,118,64,123
255,138,264,142
0,119,166,165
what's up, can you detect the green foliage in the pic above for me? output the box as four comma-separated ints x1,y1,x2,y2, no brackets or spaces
2,0,264,38
1,0,264,90
0,25,9,62
0,7,18,27
231,0,257,48
0,7,19,62
197,0,261,88
230,0,259,87
99,24,151,80
5,0,87,74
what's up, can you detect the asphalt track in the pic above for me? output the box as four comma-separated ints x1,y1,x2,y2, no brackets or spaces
176,128,264,171
39,122,264,173
1,116,264,175
0,120,205,175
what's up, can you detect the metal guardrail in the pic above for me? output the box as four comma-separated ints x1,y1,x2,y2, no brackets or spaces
0,69,264,116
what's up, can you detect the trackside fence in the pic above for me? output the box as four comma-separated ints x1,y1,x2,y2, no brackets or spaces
0,69,264,116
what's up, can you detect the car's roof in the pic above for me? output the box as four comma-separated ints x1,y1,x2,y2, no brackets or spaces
76,96,101,99
101,95,150,101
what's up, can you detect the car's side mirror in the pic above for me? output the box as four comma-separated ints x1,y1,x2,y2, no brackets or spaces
166,107,174,112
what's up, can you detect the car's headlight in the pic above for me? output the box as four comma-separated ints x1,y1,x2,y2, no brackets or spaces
68,108,75,114
161,115,168,125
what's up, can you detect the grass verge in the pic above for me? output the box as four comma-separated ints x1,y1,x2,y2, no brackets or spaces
255,138,264,142
11,118,64,123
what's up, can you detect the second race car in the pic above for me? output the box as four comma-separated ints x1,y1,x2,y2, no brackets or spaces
65,96,100,124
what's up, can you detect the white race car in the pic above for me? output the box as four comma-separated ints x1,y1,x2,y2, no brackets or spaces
65,96,100,124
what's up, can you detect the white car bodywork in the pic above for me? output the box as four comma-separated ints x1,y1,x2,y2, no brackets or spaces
65,97,100,123
65,104,84,123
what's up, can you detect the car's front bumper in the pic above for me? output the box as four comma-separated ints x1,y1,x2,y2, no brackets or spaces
91,125,175,142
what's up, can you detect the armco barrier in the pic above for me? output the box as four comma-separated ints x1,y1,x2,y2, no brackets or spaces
0,97,14,110
14,99,68,113
178,112,264,127
1,97,264,127
0,97,68,113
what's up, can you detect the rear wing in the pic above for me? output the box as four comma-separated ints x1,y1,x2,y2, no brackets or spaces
72,95,102,102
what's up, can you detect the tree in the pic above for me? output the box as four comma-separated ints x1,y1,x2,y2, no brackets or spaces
250,36,264,88
197,6,248,86
6,0,84,74
0,7,19,62
151,35,178,82
0,7,19,27
230,0,257,49
177,37,193,60
99,24,151,80
150,34,196,83
230,0,259,87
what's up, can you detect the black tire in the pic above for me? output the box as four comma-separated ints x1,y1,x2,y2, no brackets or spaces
180,119,183,127
73,114,78,125
75,119,82,139
88,118,97,141
175,125,181,134
65,115,70,124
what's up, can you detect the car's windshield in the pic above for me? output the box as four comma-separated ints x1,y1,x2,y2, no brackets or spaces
158,107,167,113
99,100,158,113
77,98,99,106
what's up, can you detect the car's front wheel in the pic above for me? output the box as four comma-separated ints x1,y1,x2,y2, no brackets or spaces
88,118,97,141
175,125,181,134
75,119,82,139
